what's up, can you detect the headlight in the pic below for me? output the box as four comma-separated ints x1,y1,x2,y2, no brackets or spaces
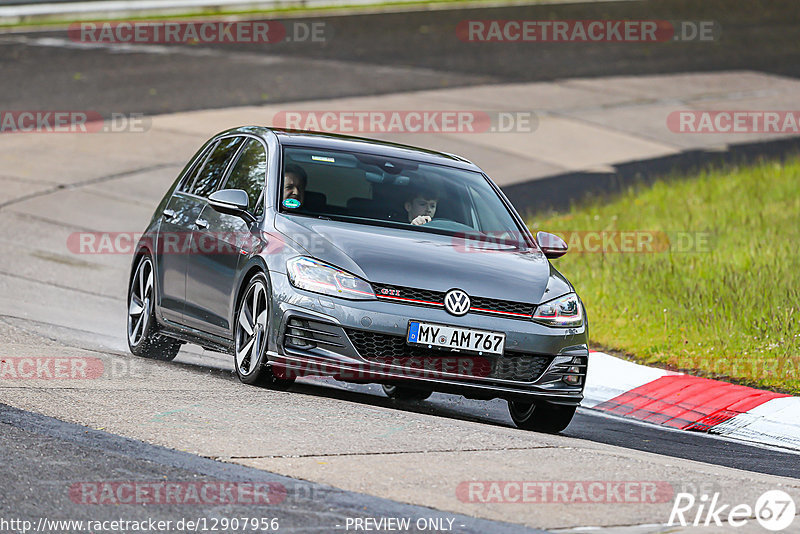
532,293,583,327
286,257,375,300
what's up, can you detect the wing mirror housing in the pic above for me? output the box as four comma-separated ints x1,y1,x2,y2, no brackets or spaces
209,189,254,222
537,231,568,259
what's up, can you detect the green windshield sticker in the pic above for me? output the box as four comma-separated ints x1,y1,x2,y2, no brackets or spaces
283,198,301,209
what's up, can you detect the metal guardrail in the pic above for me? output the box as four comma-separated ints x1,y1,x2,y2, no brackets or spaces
0,0,113,5
0,0,408,21
0,0,299,23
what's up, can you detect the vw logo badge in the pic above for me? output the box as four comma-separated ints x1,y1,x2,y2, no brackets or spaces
444,289,471,316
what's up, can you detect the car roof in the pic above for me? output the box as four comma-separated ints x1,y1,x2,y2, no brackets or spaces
221,126,481,171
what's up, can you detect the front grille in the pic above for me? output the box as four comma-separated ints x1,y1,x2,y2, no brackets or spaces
470,296,534,316
375,285,445,305
373,283,534,320
345,329,552,383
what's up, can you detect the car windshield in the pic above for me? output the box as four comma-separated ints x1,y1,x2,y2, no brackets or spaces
279,146,527,244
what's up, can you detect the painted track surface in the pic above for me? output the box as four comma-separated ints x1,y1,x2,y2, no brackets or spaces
582,352,800,451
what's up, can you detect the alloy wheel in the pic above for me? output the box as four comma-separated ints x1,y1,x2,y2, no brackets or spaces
235,279,269,376
128,257,153,346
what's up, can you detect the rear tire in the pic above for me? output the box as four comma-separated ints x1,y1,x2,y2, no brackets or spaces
508,400,576,433
127,255,181,361
382,384,432,401
234,273,295,390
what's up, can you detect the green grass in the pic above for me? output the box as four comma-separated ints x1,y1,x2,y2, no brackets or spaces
529,158,800,394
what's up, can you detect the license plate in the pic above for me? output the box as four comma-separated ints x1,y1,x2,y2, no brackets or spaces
407,321,505,355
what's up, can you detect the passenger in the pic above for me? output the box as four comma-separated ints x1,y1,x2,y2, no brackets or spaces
404,186,439,226
283,163,307,204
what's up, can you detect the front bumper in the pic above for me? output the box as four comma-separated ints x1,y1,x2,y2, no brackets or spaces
267,274,588,405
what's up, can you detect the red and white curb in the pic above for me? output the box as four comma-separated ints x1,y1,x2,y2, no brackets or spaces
583,351,800,451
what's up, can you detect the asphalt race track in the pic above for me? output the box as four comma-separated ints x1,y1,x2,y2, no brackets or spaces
1,0,799,115
1,0,800,532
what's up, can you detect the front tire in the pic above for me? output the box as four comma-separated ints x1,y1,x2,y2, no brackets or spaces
382,384,432,401
127,255,181,361
508,400,576,433
234,273,294,390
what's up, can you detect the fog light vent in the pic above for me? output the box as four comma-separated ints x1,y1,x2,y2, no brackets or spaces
283,318,344,351
285,318,315,349
563,374,582,385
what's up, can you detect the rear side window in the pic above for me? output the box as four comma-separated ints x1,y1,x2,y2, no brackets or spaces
223,139,267,216
189,137,244,198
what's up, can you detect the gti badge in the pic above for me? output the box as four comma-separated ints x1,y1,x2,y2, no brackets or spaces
444,289,471,316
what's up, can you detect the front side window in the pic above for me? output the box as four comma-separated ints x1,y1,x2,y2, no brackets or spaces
278,146,525,242
189,136,244,198
223,139,268,216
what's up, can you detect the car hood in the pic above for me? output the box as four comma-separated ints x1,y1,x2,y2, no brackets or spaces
274,214,572,304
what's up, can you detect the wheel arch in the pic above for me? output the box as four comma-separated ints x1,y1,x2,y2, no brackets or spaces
129,239,165,325
128,242,156,292
129,246,149,280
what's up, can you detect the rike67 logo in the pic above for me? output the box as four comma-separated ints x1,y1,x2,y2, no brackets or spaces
668,490,796,531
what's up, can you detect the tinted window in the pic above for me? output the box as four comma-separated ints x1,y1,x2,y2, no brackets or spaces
179,142,216,192
223,139,267,216
280,147,524,239
189,137,244,198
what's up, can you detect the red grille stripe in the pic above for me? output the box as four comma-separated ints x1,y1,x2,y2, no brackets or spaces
376,295,443,306
470,307,530,317
376,296,530,317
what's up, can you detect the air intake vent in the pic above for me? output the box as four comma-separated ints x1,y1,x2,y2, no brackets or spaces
345,329,551,382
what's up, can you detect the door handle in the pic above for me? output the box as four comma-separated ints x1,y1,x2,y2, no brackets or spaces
162,209,175,219
194,218,209,229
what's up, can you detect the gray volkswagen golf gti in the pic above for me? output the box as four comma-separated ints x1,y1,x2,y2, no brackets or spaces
127,126,588,432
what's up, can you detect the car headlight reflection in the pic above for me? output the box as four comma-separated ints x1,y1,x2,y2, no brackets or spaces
532,293,583,327
286,257,376,300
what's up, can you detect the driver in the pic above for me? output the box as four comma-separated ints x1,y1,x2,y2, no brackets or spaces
283,163,307,204
404,186,440,226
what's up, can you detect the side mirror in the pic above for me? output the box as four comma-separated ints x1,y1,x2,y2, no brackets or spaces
209,189,253,222
537,231,568,259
